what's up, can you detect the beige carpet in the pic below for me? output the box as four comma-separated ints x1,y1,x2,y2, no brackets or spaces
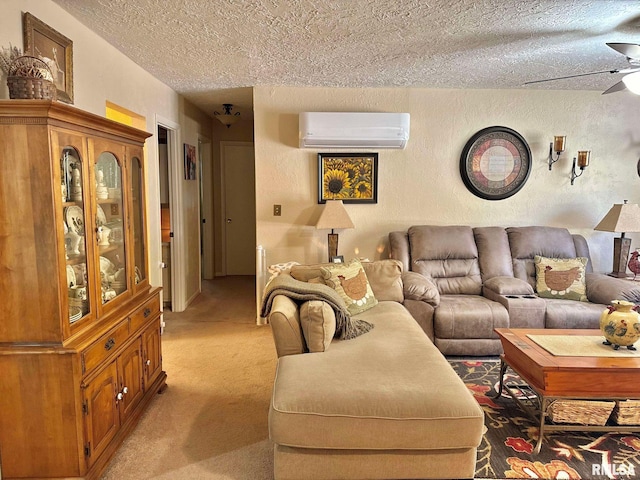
101,276,276,480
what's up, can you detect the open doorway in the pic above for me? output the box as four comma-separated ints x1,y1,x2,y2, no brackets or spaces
158,126,173,310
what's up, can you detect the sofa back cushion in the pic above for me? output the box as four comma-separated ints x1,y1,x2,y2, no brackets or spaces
473,226,514,281
291,260,404,302
507,226,580,287
408,225,481,295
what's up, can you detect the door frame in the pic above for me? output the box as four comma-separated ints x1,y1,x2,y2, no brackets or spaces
219,141,254,277
199,136,214,279
155,115,186,312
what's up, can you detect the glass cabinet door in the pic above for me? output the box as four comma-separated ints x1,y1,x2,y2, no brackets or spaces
95,152,128,305
61,147,91,324
131,155,147,287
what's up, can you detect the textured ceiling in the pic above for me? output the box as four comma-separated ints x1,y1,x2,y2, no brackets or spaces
52,0,640,118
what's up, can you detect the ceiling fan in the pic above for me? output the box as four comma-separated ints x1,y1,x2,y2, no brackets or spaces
524,43,640,95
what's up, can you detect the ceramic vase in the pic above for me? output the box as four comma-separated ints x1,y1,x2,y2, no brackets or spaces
600,300,640,350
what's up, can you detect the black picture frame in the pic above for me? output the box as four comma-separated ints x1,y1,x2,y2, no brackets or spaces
318,153,378,204
459,126,532,201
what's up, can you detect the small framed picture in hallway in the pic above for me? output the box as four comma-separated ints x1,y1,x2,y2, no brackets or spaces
184,143,196,180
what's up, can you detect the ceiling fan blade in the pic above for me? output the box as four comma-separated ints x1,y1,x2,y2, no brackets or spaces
607,43,640,60
524,69,620,85
602,80,627,95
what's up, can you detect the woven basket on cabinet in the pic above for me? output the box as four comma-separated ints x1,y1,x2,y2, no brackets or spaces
6,55,57,100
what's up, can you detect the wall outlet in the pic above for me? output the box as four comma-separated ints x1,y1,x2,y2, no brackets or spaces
274,204,282,216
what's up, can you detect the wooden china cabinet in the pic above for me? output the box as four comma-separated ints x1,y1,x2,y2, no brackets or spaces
0,100,166,479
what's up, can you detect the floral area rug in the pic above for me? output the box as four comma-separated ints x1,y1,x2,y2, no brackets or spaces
449,360,640,480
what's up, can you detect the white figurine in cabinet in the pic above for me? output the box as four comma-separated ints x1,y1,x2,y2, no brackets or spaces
96,169,109,200
70,166,83,202
97,225,111,246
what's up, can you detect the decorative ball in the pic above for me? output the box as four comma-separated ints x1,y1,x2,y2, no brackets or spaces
600,300,640,350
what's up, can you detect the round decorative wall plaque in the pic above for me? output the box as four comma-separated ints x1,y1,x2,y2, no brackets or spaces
460,126,532,200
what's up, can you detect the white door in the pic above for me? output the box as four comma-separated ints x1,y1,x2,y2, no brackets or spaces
222,143,256,275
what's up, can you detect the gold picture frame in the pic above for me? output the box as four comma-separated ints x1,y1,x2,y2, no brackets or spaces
23,12,74,103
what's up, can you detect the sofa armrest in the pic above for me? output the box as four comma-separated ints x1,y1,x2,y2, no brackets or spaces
403,299,435,341
586,273,640,305
402,271,440,307
269,295,305,358
483,276,534,296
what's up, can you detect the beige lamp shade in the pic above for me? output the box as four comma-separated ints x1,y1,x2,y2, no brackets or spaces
594,201,640,233
316,200,355,231
594,200,640,278
316,200,354,261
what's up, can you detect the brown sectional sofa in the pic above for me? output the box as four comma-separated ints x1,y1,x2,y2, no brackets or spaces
265,260,485,480
389,225,639,356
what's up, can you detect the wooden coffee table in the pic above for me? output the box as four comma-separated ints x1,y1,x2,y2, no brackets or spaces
494,328,640,453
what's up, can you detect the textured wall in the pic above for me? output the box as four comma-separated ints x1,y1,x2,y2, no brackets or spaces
254,86,640,274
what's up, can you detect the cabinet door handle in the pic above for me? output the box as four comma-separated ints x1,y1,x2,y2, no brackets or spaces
122,386,128,395
143,308,151,318
145,359,151,366
104,338,115,351
116,392,124,402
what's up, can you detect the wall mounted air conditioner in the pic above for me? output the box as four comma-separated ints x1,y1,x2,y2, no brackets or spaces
299,112,410,149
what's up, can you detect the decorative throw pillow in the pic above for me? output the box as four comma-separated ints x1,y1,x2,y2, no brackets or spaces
321,259,378,315
299,300,336,352
534,255,588,302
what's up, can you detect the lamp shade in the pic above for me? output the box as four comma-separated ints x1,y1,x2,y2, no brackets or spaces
316,200,355,230
594,201,640,233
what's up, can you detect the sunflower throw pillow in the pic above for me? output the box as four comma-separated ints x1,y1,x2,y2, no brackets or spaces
321,259,378,315
534,255,588,302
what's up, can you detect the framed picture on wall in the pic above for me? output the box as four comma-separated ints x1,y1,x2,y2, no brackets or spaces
184,143,196,180
23,12,74,103
318,153,378,204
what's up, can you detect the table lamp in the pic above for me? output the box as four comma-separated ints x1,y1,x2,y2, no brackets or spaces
594,200,640,277
316,200,354,261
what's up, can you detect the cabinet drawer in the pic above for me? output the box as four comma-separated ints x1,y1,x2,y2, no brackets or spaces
82,320,129,375
130,295,160,333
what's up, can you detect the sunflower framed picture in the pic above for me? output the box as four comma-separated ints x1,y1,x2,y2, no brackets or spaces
318,153,378,204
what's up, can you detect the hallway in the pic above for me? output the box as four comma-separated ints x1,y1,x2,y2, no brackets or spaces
101,276,276,479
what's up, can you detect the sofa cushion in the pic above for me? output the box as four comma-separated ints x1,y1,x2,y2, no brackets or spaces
408,225,481,295
535,255,588,302
507,226,578,286
361,259,404,302
300,300,336,352
434,295,509,339
322,259,378,315
270,301,485,450
544,299,604,329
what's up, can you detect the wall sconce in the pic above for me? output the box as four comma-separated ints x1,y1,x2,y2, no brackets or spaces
214,104,241,128
548,135,566,170
570,150,590,185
